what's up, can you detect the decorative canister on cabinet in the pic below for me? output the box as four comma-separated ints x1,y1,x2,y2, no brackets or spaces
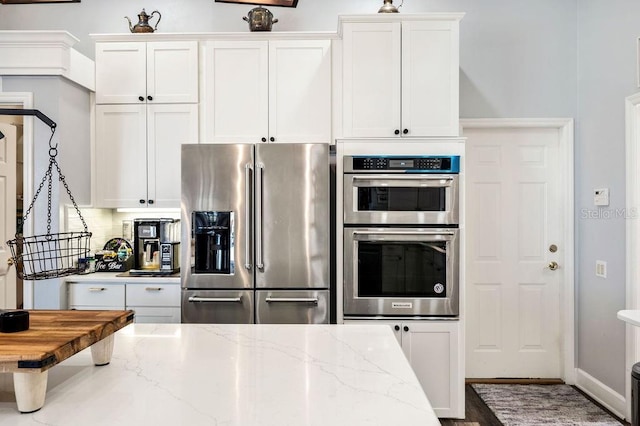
243,6,278,32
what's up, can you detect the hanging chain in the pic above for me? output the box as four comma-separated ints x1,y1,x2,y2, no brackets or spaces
20,126,89,237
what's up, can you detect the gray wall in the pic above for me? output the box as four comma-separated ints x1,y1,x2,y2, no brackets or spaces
0,0,632,396
2,76,92,309
576,0,640,394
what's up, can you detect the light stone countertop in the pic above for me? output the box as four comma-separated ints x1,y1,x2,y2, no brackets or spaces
618,310,640,327
0,323,440,426
64,272,180,284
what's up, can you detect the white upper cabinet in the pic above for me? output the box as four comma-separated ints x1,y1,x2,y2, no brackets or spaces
202,39,332,144
95,103,198,208
269,40,332,143
341,15,462,138
202,40,269,143
95,41,199,104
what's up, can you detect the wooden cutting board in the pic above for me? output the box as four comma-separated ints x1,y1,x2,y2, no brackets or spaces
0,310,134,373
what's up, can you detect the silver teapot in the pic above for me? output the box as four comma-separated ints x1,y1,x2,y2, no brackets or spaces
243,6,278,32
125,9,161,33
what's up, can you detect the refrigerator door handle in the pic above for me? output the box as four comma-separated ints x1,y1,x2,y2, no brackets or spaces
188,296,243,303
245,163,253,270
264,297,319,305
256,162,265,270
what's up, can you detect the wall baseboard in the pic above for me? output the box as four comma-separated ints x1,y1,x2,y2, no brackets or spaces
575,368,626,421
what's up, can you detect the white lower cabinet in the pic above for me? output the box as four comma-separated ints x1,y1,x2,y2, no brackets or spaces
67,279,180,324
125,282,181,324
344,320,463,419
68,283,125,309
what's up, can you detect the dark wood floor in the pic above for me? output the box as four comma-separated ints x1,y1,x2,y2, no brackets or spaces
439,383,630,426
440,384,502,426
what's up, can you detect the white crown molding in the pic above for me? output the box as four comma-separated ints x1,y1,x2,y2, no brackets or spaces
0,31,95,91
90,31,339,43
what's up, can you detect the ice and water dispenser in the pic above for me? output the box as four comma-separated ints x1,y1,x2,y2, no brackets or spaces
192,211,234,274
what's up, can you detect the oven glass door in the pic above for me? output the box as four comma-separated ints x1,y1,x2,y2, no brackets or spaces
343,174,459,225
344,228,459,317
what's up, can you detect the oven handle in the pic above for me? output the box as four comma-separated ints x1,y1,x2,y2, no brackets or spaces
351,175,455,181
353,230,457,236
351,175,455,186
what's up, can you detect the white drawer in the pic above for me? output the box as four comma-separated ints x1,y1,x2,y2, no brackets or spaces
70,305,126,311
68,283,125,307
126,283,180,307
128,307,180,323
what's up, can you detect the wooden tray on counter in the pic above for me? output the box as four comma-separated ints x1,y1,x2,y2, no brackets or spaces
0,309,134,413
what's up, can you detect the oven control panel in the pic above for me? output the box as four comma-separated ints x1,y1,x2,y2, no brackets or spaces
345,156,460,173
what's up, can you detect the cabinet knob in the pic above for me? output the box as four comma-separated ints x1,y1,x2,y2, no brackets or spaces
394,325,400,331
403,129,409,134
270,137,275,142
394,129,400,135
261,137,267,143
139,199,146,204
138,96,144,102
147,95,153,101
148,199,154,205
403,326,409,332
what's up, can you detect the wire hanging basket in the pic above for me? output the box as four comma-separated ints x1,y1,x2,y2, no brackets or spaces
2,109,92,280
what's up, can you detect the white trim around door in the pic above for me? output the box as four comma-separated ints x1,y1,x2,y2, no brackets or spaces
624,92,640,420
0,92,34,309
460,118,575,384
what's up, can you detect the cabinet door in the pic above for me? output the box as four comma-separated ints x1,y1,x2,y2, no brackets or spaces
402,20,459,137
95,104,148,208
401,321,463,419
147,104,198,208
202,40,268,143
342,22,401,138
95,42,147,104
147,41,199,104
269,40,332,143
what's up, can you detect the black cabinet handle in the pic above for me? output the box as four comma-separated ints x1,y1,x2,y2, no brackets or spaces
139,199,146,204
147,95,153,101
403,326,409,332
403,129,409,134
394,129,400,135
138,96,144,102
261,137,267,142
270,137,275,142
394,325,400,331
148,199,154,205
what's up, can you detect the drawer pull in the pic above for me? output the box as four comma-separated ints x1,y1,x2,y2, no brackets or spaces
145,287,164,291
188,296,242,303
88,287,106,292
265,297,318,304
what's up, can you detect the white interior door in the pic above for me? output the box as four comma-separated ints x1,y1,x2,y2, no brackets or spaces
465,125,565,378
0,123,17,309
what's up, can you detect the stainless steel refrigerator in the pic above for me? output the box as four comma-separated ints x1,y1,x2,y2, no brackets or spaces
181,143,330,324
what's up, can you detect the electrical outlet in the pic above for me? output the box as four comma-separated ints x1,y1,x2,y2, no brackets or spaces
596,260,607,278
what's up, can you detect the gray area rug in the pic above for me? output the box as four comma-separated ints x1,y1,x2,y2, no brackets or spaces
471,384,622,425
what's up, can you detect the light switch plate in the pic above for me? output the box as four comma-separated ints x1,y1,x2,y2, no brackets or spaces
594,188,609,206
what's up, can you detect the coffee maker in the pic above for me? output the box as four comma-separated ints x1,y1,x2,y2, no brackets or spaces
130,218,180,276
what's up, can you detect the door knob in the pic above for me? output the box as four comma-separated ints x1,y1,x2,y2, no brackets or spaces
548,261,559,271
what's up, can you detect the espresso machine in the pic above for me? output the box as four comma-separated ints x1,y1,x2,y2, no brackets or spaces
130,218,180,276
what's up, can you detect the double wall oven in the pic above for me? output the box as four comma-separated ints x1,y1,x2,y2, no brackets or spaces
343,155,460,318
